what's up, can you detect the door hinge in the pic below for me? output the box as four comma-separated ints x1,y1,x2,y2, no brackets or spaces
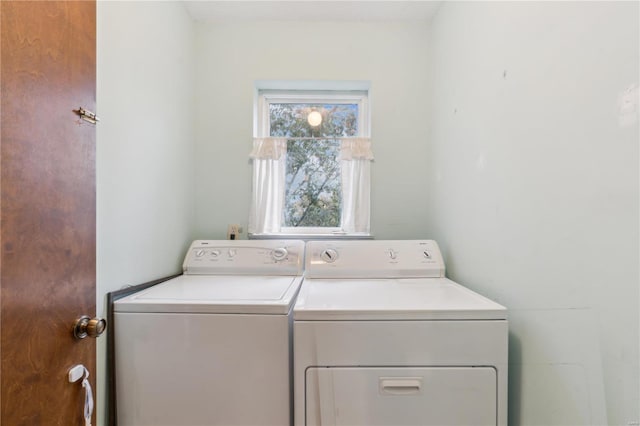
76,107,100,124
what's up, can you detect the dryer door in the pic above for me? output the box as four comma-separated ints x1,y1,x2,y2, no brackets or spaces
305,366,497,426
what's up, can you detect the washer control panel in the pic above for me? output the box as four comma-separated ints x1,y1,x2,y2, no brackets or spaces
305,240,445,279
183,240,305,275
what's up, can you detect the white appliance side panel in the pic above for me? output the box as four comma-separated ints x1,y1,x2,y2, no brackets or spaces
115,312,291,426
305,367,497,426
293,320,508,426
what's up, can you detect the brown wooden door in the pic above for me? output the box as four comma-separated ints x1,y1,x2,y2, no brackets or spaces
0,1,97,425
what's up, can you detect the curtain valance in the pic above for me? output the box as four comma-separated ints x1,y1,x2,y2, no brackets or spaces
340,137,374,161
249,137,288,160
249,137,374,161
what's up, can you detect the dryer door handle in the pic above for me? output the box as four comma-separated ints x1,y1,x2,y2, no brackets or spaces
379,377,422,395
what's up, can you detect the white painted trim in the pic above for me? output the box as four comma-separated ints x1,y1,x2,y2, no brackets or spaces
255,80,370,92
256,88,370,138
252,83,372,236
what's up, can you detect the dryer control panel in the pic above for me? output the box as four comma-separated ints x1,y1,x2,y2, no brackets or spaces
183,240,305,276
305,240,445,279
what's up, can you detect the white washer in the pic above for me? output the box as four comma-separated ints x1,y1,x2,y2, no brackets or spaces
114,240,305,426
293,240,508,426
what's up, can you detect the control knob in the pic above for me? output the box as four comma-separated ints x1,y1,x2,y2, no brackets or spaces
272,247,288,261
320,248,339,263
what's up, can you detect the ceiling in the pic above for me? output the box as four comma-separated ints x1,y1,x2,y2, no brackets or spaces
182,1,442,23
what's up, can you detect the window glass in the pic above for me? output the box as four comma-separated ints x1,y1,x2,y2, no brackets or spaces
269,103,359,229
283,138,342,227
269,103,359,137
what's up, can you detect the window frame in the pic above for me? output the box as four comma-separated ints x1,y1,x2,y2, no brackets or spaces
253,88,371,238
256,90,370,139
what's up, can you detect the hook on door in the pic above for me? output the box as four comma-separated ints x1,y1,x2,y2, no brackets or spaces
68,364,94,426
74,107,100,124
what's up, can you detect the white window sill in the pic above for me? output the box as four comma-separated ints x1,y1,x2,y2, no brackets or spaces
248,233,373,241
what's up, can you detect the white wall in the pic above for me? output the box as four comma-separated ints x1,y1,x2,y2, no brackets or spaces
96,1,196,424
193,21,431,239
427,2,639,425
95,3,638,425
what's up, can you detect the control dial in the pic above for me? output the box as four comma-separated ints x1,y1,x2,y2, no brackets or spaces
320,248,339,263
272,247,288,261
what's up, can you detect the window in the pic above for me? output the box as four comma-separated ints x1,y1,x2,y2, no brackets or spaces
249,87,372,237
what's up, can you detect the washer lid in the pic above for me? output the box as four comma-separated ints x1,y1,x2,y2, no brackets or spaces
114,275,303,314
293,278,507,320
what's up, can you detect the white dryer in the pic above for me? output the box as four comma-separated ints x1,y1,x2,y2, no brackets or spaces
114,240,305,426
293,240,508,426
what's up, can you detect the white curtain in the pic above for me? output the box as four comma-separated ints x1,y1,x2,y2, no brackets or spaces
249,137,373,235
340,138,373,233
248,138,287,234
